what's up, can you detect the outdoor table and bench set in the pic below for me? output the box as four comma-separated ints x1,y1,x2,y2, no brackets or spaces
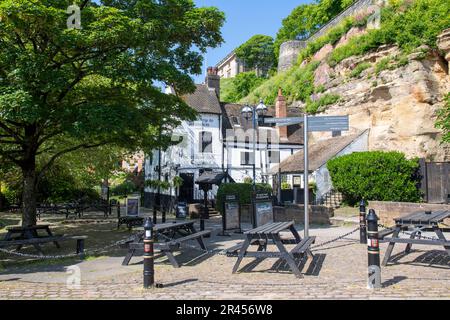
226,221,315,278
0,224,87,256
122,220,210,268
379,210,450,266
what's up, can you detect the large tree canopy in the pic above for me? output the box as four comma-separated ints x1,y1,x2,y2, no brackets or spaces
235,35,275,75
274,0,354,58
0,0,225,226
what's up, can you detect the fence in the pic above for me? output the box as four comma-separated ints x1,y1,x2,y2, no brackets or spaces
420,160,450,204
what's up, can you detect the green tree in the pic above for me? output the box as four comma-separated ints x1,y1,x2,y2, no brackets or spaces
274,0,354,58
222,72,265,103
0,0,224,226
436,93,450,143
235,35,275,75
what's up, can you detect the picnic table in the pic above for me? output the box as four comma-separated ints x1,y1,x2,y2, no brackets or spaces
0,224,87,256
122,220,210,268
379,210,450,266
229,221,315,278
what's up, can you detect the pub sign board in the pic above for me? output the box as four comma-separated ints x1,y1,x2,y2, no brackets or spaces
254,193,274,227
223,194,241,232
126,197,140,217
176,202,187,219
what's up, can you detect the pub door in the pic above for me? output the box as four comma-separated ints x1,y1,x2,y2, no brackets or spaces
179,173,194,203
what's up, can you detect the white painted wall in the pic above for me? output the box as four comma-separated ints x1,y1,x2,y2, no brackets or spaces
145,113,223,201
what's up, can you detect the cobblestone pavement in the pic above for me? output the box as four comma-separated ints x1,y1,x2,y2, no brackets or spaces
0,219,449,300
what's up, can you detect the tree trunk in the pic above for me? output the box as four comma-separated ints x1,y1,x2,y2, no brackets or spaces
21,164,37,227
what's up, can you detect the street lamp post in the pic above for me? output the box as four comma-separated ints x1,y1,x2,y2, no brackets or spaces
241,100,267,228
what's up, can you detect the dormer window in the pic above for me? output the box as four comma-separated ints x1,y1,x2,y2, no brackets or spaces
199,131,212,153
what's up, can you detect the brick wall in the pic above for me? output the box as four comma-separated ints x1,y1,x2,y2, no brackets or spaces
368,201,450,226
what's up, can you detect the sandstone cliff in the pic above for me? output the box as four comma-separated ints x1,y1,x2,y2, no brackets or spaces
294,28,450,161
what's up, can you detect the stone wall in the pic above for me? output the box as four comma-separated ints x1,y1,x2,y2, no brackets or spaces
277,0,376,72
368,201,450,226
278,40,307,72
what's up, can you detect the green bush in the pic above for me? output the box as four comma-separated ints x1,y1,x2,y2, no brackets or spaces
215,183,272,214
328,0,450,66
349,62,371,78
221,72,265,103
306,94,340,114
327,151,422,205
111,181,137,197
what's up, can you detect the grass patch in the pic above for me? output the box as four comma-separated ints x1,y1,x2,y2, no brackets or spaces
306,94,340,114
349,62,371,78
374,57,391,75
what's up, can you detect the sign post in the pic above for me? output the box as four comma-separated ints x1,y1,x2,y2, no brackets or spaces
304,113,309,238
264,115,349,238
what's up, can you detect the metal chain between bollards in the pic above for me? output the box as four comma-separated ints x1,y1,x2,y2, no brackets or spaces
0,233,139,260
377,223,438,240
310,227,360,251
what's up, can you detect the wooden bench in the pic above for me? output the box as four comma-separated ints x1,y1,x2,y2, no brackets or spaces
122,228,210,268
117,216,144,230
225,239,268,257
291,236,316,256
0,235,87,257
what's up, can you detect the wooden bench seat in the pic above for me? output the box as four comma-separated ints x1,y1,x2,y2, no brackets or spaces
224,239,268,256
167,230,210,246
0,235,87,257
379,237,450,246
291,236,316,255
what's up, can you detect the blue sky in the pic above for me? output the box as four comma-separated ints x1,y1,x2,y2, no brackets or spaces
192,0,311,83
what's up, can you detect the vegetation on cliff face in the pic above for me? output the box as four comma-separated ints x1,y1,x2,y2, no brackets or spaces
436,93,450,143
221,72,265,103
242,0,450,112
274,0,355,59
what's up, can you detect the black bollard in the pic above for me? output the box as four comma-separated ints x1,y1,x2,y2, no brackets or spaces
359,200,367,244
366,209,381,289
143,218,154,288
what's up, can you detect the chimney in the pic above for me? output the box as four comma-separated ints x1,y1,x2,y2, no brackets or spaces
275,88,288,142
205,66,220,99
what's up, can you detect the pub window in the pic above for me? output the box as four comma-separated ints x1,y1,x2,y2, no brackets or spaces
268,151,280,164
332,130,341,137
199,131,212,153
245,136,250,150
240,152,254,165
231,116,240,126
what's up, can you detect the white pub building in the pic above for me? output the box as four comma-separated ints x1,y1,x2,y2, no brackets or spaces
143,67,303,208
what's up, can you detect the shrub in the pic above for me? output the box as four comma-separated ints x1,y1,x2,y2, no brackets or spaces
215,183,272,213
281,182,291,190
327,151,422,205
221,72,265,103
374,57,391,75
111,181,137,197
436,93,450,143
306,94,340,114
349,62,371,78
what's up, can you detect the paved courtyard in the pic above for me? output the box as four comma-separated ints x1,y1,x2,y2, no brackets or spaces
0,214,449,300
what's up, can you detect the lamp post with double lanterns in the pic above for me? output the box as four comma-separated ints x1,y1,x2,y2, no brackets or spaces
241,99,268,228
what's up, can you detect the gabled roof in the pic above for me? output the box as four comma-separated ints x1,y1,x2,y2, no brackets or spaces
181,84,222,114
270,131,367,174
221,103,304,145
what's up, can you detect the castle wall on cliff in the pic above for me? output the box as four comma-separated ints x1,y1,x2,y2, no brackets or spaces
278,0,376,72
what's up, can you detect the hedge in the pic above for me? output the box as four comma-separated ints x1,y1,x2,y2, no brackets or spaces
215,183,272,214
327,151,422,205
